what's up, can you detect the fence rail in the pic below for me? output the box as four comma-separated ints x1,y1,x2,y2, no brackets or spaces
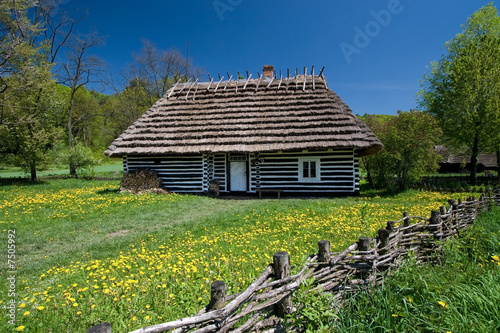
87,189,500,333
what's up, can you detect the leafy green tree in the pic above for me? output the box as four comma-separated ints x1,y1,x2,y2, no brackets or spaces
361,111,442,191
418,3,500,185
0,0,61,180
59,31,104,176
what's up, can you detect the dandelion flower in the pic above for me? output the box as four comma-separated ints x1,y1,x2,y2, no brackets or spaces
37,305,44,311
16,326,25,331
23,311,30,316
438,301,449,308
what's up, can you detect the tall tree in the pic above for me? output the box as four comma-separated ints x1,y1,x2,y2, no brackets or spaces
59,31,104,176
130,39,201,102
0,0,60,180
361,111,442,191
418,3,500,185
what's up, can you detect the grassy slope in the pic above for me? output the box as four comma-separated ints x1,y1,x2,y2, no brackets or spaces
325,207,500,333
0,162,123,179
0,178,487,332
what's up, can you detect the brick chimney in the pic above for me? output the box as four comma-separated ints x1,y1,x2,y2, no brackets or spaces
263,65,274,77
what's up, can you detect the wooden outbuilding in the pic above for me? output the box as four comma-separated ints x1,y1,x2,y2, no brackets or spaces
105,66,382,195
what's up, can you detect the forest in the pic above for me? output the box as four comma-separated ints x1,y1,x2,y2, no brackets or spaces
1,1,500,189
0,0,200,180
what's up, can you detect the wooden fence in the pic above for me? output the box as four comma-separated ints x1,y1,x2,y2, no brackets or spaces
417,175,500,192
87,189,500,333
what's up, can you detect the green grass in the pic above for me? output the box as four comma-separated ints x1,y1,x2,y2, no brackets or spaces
0,178,485,332
0,161,123,179
322,207,500,333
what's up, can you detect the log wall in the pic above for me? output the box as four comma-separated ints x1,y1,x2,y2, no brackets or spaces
124,149,359,194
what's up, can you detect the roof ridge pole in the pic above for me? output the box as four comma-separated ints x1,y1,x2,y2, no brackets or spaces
323,74,329,90
302,66,307,92
177,78,192,95
243,74,252,90
236,72,239,93
311,65,315,90
192,81,200,101
167,79,181,98
214,76,224,92
286,68,290,92
255,74,263,92
295,68,298,90
223,75,233,90
185,78,198,100
206,77,214,91
277,73,283,91
266,74,275,89
319,66,325,78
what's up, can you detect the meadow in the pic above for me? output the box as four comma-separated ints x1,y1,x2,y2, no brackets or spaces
0,178,486,332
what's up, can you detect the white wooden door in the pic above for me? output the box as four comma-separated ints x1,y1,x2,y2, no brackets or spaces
230,161,247,191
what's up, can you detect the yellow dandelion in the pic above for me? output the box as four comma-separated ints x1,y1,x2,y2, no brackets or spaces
37,305,44,311
438,301,449,308
16,326,25,331
23,311,30,316
19,303,26,308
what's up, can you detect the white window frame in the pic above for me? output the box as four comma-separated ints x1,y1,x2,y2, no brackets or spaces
298,158,320,182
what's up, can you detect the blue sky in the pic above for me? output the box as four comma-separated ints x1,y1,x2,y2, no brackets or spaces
61,0,493,115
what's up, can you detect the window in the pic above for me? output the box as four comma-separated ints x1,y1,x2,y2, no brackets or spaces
299,158,320,181
228,153,247,162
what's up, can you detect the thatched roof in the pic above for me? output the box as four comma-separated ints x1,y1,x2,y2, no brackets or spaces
105,70,382,157
436,145,497,168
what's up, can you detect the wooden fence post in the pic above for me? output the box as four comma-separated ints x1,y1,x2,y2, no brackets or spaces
317,240,330,263
430,210,441,225
377,229,390,256
86,322,111,333
403,212,410,228
357,237,371,252
273,251,291,317
386,221,395,233
207,280,226,311
430,210,442,237
357,237,372,282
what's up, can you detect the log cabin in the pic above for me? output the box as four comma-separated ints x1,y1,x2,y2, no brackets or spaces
105,66,382,195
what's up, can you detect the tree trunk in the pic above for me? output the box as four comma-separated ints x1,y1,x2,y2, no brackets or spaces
30,160,37,181
497,149,500,184
361,157,373,187
68,90,77,177
469,136,480,185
